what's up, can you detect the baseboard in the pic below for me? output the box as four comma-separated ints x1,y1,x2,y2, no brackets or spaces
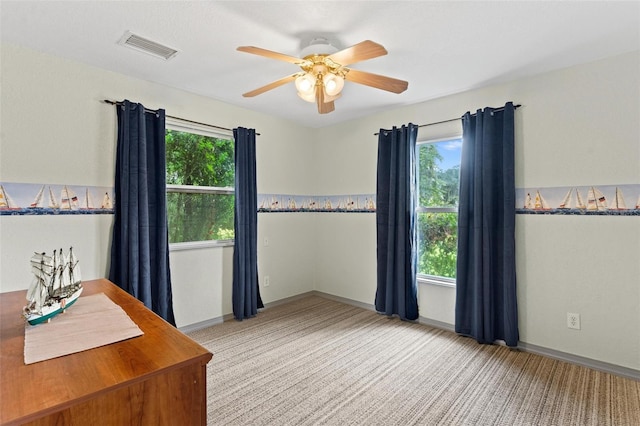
178,292,317,334
518,342,639,381
310,291,377,312
311,293,639,380
418,317,456,333
262,291,318,308
180,292,639,380
179,316,228,334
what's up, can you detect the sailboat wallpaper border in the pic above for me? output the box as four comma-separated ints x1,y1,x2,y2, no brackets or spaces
516,184,640,216
0,182,114,215
258,194,376,213
4,181,638,217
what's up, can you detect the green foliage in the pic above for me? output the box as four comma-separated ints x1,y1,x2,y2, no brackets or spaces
418,212,457,278
165,130,235,243
418,144,459,207
166,130,234,187
417,141,461,279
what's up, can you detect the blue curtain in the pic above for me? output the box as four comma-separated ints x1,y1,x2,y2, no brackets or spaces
455,102,518,347
232,127,263,320
109,100,175,325
375,124,419,321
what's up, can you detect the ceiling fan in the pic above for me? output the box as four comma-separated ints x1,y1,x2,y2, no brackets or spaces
237,38,408,114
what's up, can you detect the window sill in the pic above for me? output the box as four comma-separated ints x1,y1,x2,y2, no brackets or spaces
417,276,456,288
169,240,234,251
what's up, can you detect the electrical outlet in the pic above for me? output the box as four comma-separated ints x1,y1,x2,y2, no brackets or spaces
264,276,270,287
567,313,581,330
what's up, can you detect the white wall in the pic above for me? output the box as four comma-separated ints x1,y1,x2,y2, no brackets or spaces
0,43,316,327
312,51,640,370
2,42,638,371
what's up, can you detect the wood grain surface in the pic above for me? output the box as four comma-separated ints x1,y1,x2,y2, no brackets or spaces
1,279,212,426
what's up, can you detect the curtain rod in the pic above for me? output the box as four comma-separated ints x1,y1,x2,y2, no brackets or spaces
374,104,521,136
103,99,260,135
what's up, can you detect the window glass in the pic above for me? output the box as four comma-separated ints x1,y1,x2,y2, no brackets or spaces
165,127,235,244
417,137,462,281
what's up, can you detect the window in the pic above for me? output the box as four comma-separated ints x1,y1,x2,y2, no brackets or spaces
417,137,462,285
165,119,235,246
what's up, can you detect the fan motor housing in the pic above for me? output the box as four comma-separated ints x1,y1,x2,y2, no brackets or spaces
300,37,339,58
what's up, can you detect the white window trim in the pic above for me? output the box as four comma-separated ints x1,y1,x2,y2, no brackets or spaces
417,274,456,288
169,239,234,251
166,184,234,195
166,119,235,249
417,206,457,214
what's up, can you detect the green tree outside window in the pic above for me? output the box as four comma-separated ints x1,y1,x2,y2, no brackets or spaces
417,138,461,280
165,129,235,243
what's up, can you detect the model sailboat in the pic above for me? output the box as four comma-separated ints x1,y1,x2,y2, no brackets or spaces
23,247,83,325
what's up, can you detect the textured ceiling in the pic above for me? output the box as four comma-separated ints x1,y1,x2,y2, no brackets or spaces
1,1,639,128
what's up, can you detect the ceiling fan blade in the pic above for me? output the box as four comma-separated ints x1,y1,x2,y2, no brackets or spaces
237,46,307,65
242,74,300,97
316,89,335,114
345,68,408,94
327,40,387,66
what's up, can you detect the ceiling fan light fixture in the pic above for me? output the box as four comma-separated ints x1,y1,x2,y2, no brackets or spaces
237,39,408,114
323,91,341,103
324,73,344,97
297,91,316,103
295,73,316,94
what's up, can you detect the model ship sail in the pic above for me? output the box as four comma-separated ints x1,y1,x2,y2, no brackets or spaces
524,193,533,209
586,187,607,211
23,247,83,325
0,185,20,210
608,187,627,210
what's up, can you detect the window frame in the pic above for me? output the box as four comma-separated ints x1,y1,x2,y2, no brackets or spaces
165,117,235,251
416,135,462,288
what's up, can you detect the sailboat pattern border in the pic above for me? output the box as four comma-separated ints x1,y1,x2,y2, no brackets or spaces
0,182,114,216
516,184,640,216
258,194,376,213
4,182,639,216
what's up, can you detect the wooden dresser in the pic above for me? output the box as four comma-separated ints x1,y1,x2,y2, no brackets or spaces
0,279,212,426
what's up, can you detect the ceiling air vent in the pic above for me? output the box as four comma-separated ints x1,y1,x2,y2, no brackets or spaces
118,31,178,60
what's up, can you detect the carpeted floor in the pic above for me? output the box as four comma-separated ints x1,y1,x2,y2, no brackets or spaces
187,295,640,425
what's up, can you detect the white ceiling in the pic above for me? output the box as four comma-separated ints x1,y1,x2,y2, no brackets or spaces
1,1,639,128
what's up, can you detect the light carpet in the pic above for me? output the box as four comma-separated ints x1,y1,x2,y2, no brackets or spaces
188,295,639,426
